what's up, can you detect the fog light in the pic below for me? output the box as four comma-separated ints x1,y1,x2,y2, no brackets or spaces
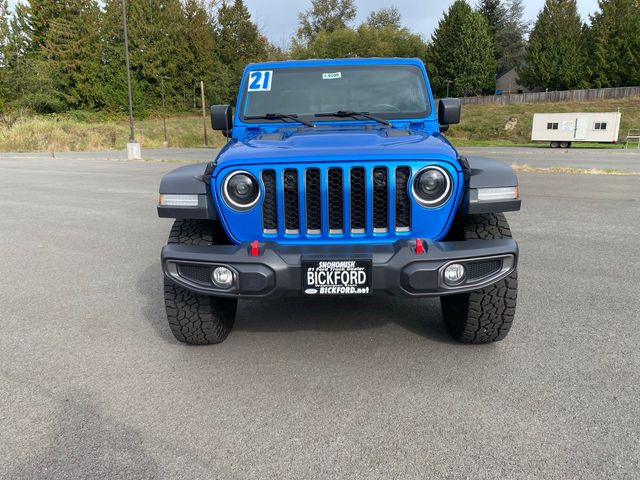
211,266,234,289
444,263,465,285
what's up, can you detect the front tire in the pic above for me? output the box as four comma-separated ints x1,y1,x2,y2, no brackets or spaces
164,219,237,345
440,213,518,343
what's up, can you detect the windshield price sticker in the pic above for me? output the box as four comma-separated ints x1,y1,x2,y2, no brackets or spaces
248,70,273,91
303,260,371,296
322,72,342,80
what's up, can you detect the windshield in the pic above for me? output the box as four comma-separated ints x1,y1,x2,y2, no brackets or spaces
241,65,430,123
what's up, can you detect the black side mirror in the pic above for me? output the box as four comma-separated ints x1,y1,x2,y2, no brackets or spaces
438,98,461,132
211,105,233,138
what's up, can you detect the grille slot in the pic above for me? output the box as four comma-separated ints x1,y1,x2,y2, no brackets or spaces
350,167,366,233
283,169,299,233
328,168,344,232
372,167,389,232
305,168,322,233
261,170,277,232
466,259,502,281
395,167,411,230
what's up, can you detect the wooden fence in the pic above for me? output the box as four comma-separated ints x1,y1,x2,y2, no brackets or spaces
457,86,640,105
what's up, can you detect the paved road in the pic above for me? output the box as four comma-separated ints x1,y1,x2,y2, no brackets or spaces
2,145,640,172
1,156,639,479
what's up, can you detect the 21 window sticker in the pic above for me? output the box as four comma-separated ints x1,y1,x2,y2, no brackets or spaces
247,70,273,92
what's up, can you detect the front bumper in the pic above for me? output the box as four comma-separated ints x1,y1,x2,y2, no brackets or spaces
161,239,518,298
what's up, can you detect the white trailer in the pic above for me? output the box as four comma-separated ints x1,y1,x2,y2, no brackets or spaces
531,112,621,148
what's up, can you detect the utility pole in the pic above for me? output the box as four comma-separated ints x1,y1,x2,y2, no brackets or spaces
200,80,208,147
161,76,168,147
446,79,453,98
121,0,141,159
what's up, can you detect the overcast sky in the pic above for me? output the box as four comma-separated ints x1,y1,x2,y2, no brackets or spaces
7,0,601,45
246,0,600,47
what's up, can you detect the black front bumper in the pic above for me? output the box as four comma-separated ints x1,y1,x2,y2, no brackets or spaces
161,239,518,298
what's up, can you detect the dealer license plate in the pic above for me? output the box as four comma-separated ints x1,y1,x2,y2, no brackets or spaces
302,259,372,296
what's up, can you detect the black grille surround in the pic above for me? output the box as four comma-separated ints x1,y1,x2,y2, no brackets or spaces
261,170,278,232
259,165,416,237
350,167,366,233
305,169,322,233
283,169,300,233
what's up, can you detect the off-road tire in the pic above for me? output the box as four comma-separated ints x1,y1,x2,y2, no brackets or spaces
164,219,237,345
440,213,518,343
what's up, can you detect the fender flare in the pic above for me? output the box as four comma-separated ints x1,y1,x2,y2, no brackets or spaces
157,163,217,219
460,156,521,215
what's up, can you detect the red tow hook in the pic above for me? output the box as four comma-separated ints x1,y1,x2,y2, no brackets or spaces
250,240,260,257
415,239,425,255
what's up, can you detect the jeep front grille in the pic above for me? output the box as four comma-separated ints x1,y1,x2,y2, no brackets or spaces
261,165,412,237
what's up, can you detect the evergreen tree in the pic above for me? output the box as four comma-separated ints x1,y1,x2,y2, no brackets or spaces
476,0,505,35
429,0,496,97
494,0,528,74
365,6,402,29
0,0,10,105
296,0,356,43
101,0,194,113
0,0,9,66
216,0,268,102
588,0,640,87
41,0,103,109
518,0,587,90
183,0,225,105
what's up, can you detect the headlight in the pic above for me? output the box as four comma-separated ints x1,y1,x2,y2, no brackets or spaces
412,166,452,207
222,171,260,211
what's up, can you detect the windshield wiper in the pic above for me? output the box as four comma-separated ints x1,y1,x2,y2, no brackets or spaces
244,113,315,128
314,110,391,126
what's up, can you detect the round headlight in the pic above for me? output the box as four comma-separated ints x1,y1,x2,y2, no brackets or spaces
412,166,452,207
222,171,260,211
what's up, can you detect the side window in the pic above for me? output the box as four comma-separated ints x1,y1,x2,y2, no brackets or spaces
594,122,607,130
547,122,559,130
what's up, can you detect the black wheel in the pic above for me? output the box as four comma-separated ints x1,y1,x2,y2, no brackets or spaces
559,141,571,148
440,213,518,343
164,219,237,345
550,141,559,148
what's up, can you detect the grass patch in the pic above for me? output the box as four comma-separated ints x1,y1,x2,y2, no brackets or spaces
0,112,227,152
511,163,639,175
1,96,640,152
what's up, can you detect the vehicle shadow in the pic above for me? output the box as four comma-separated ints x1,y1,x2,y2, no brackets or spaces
137,263,456,345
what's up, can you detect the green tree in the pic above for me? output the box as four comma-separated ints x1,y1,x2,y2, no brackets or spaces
0,0,10,105
429,0,496,97
518,0,587,90
477,0,527,75
588,0,640,87
476,0,505,35
365,6,402,29
494,0,528,74
216,0,268,103
40,0,104,109
293,24,428,60
183,0,226,106
296,0,356,43
101,0,194,113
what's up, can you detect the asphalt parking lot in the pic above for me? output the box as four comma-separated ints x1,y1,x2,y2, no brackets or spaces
1,152,639,479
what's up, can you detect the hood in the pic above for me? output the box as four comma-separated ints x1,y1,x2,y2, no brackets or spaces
215,126,459,169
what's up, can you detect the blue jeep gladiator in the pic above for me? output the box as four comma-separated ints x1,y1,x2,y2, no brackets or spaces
157,58,520,345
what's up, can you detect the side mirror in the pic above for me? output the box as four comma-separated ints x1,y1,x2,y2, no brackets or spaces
211,105,233,138
438,98,461,132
